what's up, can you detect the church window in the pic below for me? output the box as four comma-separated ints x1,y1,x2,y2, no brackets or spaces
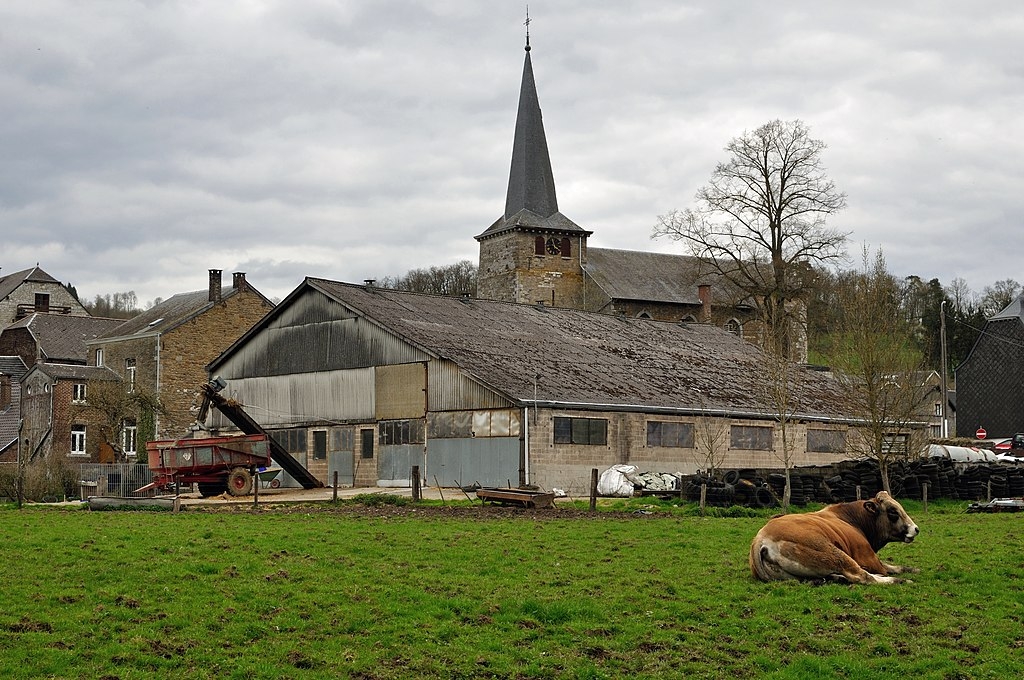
535,236,546,255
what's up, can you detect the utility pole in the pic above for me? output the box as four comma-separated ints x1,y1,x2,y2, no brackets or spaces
940,300,949,438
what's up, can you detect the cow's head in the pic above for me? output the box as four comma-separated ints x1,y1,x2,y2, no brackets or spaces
865,491,919,545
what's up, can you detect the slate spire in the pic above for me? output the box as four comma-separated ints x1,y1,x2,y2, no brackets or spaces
504,38,558,220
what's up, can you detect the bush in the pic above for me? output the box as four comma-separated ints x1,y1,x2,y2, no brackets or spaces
0,457,77,502
351,493,409,507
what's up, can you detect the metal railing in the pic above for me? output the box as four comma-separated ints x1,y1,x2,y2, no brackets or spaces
77,463,157,499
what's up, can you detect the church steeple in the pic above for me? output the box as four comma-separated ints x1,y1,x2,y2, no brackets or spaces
504,41,559,220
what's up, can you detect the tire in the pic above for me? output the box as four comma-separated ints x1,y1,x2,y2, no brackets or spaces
198,482,226,497
227,468,253,496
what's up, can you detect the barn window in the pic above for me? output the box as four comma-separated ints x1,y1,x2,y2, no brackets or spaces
647,421,695,448
882,434,909,455
312,430,328,460
553,417,607,445
272,428,307,454
360,429,374,459
807,428,846,454
730,425,773,450
379,419,425,445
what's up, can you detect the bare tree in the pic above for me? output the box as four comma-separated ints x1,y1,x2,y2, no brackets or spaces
832,248,928,492
654,119,848,360
379,261,477,297
72,380,163,462
979,278,1021,317
693,413,728,477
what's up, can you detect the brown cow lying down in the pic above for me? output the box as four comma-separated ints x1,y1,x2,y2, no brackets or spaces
749,491,920,584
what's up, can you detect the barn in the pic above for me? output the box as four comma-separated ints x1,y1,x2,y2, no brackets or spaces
204,278,855,493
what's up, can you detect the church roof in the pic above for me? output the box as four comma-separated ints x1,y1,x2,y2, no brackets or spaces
476,43,590,241
585,248,749,306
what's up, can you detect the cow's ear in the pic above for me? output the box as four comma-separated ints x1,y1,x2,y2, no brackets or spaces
864,500,879,515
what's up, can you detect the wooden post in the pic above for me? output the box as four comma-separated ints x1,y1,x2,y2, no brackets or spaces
699,484,707,517
987,480,992,502
589,468,598,512
412,466,421,502
253,469,259,508
333,470,339,502
856,485,862,501
922,482,929,513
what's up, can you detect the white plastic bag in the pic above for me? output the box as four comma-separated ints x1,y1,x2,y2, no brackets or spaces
597,464,640,497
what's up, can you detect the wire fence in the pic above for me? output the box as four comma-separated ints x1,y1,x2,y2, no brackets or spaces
76,463,157,499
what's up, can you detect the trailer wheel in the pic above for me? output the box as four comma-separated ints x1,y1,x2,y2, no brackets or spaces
198,482,226,497
227,468,253,496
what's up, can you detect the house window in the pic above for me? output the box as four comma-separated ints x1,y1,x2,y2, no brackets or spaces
95,348,104,367
807,428,846,454
122,419,137,456
125,358,136,392
379,419,425,445
71,425,87,456
647,421,694,448
934,403,942,417
72,383,87,403
312,430,327,460
553,417,608,446
730,425,773,450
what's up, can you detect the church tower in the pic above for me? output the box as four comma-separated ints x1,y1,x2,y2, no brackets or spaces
475,32,592,307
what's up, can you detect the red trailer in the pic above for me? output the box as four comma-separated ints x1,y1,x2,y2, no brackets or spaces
141,434,272,497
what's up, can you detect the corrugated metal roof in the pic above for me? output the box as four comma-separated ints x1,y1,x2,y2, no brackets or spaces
304,279,848,420
6,314,124,363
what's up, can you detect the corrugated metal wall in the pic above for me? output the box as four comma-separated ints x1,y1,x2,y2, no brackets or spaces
208,369,375,428
215,289,430,378
428,359,513,411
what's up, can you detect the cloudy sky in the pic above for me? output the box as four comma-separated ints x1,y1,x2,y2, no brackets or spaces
3,1,1021,306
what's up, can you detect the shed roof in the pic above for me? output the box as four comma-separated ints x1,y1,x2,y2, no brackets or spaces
284,279,848,420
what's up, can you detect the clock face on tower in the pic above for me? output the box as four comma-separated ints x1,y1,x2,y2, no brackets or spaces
545,237,561,255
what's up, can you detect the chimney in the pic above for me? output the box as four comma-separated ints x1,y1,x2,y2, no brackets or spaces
697,284,712,322
209,269,222,302
232,272,247,293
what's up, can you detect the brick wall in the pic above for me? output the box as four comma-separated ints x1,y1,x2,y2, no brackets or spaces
525,407,850,492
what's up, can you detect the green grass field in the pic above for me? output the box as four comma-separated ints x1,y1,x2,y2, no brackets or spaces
1,499,1021,679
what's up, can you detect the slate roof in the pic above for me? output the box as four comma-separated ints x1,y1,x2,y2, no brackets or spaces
0,356,27,453
3,314,124,363
584,248,750,306
300,278,849,420
0,266,60,302
0,355,29,381
29,363,120,382
476,46,591,241
98,284,269,340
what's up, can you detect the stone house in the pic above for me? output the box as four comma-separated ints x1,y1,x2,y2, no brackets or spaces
0,266,88,325
84,270,275,452
204,278,855,493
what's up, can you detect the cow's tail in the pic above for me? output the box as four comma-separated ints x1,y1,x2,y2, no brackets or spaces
748,536,775,582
